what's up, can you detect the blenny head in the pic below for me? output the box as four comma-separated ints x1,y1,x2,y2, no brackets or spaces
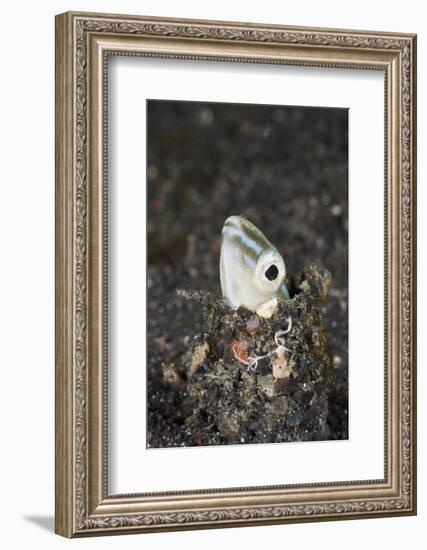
220,215,289,312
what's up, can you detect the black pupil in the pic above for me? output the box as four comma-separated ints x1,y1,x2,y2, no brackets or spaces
265,264,279,281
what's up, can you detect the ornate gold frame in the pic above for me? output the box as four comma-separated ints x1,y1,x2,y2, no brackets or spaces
55,11,417,537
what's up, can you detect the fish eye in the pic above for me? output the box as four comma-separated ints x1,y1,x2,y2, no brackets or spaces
264,264,279,281
254,249,286,293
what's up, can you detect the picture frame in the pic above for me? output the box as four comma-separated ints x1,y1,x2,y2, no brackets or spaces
55,11,417,537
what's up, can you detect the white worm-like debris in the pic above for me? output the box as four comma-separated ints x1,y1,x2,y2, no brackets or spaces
232,316,294,372
232,343,270,372
274,316,293,352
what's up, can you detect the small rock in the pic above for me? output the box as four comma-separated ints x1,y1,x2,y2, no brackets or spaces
300,280,310,293
198,107,214,125
271,396,289,415
162,364,182,385
154,336,168,350
189,342,210,375
330,204,342,217
246,315,261,332
147,164,158,180
257,375,275,397
333,355,342,368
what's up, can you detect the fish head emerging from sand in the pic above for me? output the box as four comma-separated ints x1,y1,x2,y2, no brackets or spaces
220,216,289,316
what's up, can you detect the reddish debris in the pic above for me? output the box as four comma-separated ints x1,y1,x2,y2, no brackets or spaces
231,338,250,364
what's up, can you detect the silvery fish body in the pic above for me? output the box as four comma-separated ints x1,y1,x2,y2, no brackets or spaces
220,215,289,312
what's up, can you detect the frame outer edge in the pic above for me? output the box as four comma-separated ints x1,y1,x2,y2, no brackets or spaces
62,10,417,40
54,10,417,537
55,12,75,538
409,34,417,514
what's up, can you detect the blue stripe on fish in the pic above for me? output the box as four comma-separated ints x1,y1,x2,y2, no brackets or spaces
278,282,290,300
240,232,263,258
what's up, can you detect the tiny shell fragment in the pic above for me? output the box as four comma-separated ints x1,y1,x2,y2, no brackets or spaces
272,348,292,379
256,298,278,319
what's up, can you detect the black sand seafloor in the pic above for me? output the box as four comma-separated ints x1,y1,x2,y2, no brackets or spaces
146,99,348,448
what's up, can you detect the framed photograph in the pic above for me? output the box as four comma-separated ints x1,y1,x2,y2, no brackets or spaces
55,11,417,537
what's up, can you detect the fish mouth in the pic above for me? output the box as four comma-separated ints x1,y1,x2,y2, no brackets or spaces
224,215,241,228
223,215,243,232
